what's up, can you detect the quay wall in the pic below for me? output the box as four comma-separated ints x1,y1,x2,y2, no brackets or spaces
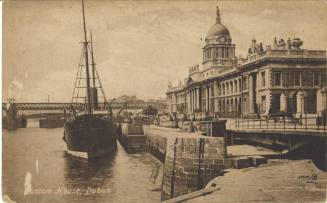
118,123,146,152
143,125,229,201
144,126,170,162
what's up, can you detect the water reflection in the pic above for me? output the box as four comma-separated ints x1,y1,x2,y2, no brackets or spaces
3,128,161,203
63,151,116,187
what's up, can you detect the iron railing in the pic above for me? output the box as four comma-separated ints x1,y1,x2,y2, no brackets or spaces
234,113,327,133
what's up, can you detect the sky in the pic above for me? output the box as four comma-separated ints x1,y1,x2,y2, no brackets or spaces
3,0,327,102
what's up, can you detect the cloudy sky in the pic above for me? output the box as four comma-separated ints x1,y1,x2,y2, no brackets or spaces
3,0,327,102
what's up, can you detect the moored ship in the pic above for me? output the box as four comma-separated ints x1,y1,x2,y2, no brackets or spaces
63,0,117,160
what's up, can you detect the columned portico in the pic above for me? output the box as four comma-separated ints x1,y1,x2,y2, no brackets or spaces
165,5,326,122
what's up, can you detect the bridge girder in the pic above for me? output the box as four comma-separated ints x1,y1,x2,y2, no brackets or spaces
2,102,167,111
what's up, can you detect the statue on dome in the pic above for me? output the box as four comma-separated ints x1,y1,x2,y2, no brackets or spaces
273,37,278,49
259,43,264,52
168,81,172,89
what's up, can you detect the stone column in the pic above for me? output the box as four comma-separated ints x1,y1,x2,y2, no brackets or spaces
196,88,200,110
214,81,218,113
193,89,195,112
189,90,192,113
194,90,197,111
190,90,193,112
187,91,191,114
248,74,255,114
296,91,305,114
194,88,197,110
190,90,194,113
317,88,327,112
280,93,288,112
198,88,202,112
192,90,196,119
206,86,210,112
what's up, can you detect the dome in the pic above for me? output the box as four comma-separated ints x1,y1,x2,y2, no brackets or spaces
206,23,230,38
205,6,231,39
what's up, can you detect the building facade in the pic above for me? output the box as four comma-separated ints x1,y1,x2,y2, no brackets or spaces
166,6,327,120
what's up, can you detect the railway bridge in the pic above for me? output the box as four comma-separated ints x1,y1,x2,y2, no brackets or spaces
2,101,167,111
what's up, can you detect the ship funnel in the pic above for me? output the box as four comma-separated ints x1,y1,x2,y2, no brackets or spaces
90,87,99,109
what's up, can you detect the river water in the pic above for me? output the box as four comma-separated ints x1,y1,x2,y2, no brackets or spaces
3,126,162,203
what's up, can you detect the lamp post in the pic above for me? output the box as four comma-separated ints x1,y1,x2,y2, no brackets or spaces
300,91,304,124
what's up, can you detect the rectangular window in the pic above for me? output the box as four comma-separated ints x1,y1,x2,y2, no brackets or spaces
242,98,247,113
274,72,282,86
261,96,266,113
294,71,301,86
202,101,206,111
210,86,214,97
210,99,214,112
242,77,248,90
261,71,266,87
313,71,321,86
201,89,205,97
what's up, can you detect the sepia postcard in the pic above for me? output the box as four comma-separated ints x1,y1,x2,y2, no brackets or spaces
2,0,327,202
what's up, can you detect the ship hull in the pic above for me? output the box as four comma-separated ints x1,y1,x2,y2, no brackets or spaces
63,115,117,160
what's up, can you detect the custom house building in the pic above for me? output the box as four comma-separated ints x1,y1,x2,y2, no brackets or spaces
166,6,327,121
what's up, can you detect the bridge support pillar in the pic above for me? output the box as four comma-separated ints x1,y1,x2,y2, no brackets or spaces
6,105,18,130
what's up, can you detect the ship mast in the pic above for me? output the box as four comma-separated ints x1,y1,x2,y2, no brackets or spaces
81,0,92,115
90,31,96,87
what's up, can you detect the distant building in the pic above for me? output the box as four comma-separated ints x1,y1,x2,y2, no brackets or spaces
114,95,143,102
166,6,327,119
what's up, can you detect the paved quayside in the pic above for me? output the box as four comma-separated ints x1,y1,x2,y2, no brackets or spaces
164,159,327,202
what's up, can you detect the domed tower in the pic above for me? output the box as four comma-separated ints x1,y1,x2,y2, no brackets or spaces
202,6,235,70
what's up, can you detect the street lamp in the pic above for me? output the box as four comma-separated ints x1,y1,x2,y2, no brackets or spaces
299,91,304,124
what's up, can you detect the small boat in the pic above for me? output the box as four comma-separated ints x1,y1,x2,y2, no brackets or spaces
63,0,117,160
